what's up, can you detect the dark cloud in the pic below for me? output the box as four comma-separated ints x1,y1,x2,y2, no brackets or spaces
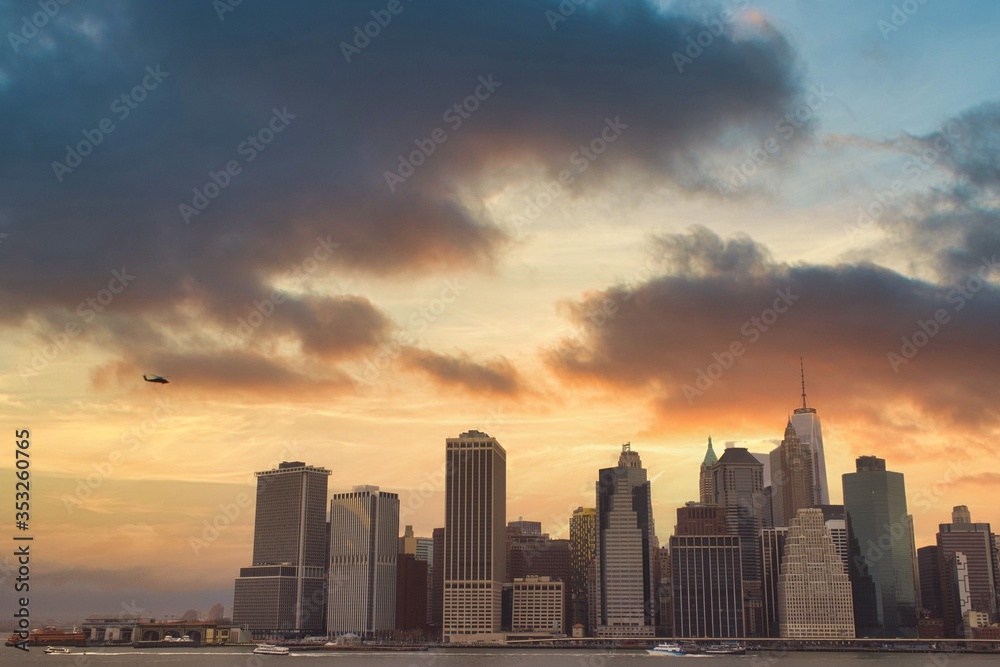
401,347,523,397
0,0,811,390
548,227,1000,432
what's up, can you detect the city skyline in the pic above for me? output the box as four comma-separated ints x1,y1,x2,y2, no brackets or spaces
2,0,999,623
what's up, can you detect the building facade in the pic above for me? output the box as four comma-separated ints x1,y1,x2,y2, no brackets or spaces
777,508,855,638
442,430,506,642
670,535,745,638
570,506,597,633
790,362,830,505
769,420,814,528
327,485,399,638
699,436,717,505
937,506,997,637
511,576,565,634
233,461,331,638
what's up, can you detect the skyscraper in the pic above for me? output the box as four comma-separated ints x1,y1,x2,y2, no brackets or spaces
233,461,331,638
506,521,573,633
843,456,918,637
936,506,997,637
670,534,744,638
760,527,789,638
442,430,506,642
429,527,444,632
699,436,717,505
777,508,855,638
593,443,658,637
918,545,943,620
790,360,829,505
570,506,597,633
769,420,814,528
327,485,399,638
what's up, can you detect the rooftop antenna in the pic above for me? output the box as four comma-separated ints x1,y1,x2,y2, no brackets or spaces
800,356,807,410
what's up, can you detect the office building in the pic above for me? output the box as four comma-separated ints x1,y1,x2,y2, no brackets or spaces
918,545,943,619
670,534,745,638
233,461,331,638
570,507,597,632
843,456,918,637
937,506,997,637
817,504,848,571
511,576,565,634
675,502,726,536
699,436,717,504
396,553,428,632
790,361,829,505
593,443,659,637
760,527,789,638
769,420,814,528
327,485,399,638
442,430,506,642
777,508,855,638
429,527,444,631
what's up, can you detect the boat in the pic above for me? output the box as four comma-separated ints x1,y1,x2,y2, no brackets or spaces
45,646,73,655
253,643,290,655
162,636,195,643
704,642,745,655
648,642,691,656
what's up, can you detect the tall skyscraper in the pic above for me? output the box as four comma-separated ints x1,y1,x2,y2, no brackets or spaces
769,420,814,528
233,461,331,638
936,506,997,637
442,430,506,642
843,456,918,637
327,485,399,638
593,443,658,637
777,508,855,638
790,360,829,505
760,527,789,638
918,545,943,620
396,553,428,633
699,436,717,505
570,506,597,633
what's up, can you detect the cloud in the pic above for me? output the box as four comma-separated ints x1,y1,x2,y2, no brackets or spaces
401,347,524,397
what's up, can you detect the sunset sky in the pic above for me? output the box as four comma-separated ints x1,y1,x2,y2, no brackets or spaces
1,0,999,623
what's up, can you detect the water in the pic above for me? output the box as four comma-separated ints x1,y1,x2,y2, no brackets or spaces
4,648,996,667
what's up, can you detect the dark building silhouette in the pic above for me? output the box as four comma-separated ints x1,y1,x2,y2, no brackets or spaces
396,553,428,632
429,527,444,633
918,545,943,619
843,456,917,638
675,502,727,536
569,507,597,633
760,527,789,638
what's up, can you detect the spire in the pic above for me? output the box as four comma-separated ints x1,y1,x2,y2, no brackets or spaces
800,356,807,409
702,435,718,466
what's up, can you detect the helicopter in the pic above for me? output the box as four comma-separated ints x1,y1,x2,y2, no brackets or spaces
143,374,170,384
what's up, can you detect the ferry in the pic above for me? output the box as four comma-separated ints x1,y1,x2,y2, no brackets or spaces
705,642,746,655
648,642,697,656
253,643,290,655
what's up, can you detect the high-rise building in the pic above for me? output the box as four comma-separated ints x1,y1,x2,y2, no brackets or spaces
429,527,444,631
508,518,542,536
937,506,997,637
442,430,506,642
843,456,918,637
817,505,849,571
918,545,943,619
511,576,565,634
570,507,597,633
699,436,718,505
593,444,659,637
760,527,789,638
396,553,428,632
790,360,829,505
233,461,331,638
506,523,573,633
777,508,855,638
675,502,726,536
327,485,399,638
670,534,744,638
769,420,814,528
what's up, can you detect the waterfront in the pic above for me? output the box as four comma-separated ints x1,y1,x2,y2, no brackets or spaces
5,648,999,666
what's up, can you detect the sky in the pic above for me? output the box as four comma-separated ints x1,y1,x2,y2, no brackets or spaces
1,0,999,624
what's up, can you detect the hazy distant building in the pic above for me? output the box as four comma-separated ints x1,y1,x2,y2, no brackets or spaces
593,443,659,637
843,456,918,637
777,508,855,638
442,431,506,642
790,362,829,505
233,462,331,638
570,507,597,633
699,436,718,505
511,576,564,634
670,534,744,638
937,506,997,637
769,420,814,528
328,485,399,638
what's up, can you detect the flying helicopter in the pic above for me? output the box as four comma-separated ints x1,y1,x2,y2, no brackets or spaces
143,374,170,384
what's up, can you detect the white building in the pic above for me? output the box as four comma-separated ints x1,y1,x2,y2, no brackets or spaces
778,508,854,638
328,486,399,638
512,576,565,634
790,362,829,505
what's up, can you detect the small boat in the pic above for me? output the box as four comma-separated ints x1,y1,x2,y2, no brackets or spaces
704,642,745,655
162,636,195,643
45,646,73,654
253,643,290,655
648,642,692,656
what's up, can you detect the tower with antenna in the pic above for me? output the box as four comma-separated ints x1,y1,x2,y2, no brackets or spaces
791,358,829,505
